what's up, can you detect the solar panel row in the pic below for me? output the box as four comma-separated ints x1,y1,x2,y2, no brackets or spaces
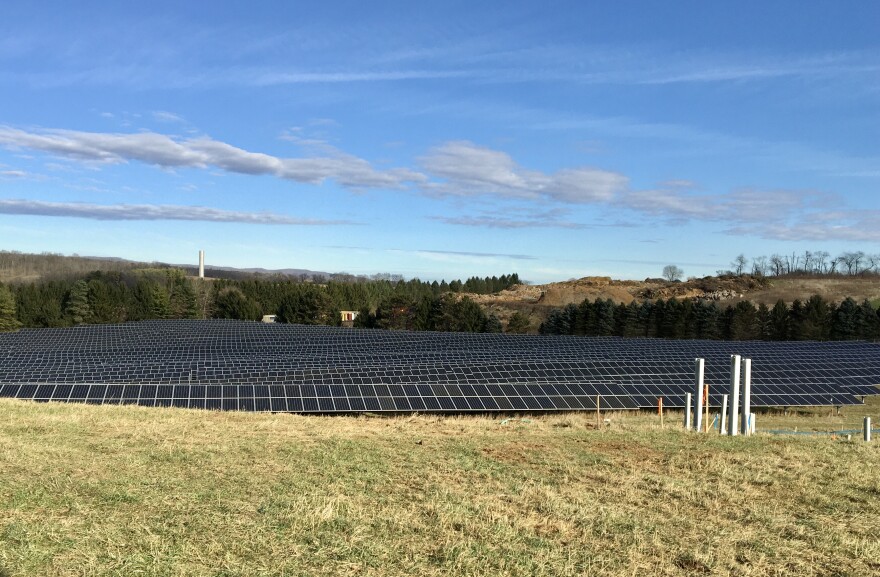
0,320,876,413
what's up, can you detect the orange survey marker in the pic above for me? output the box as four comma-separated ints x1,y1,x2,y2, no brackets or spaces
704,384,710,432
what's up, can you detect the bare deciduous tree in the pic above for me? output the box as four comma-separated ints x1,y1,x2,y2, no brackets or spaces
662,265,684,282
731,254,748,275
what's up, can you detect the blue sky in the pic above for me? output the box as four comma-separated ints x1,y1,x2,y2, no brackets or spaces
1,1,879,283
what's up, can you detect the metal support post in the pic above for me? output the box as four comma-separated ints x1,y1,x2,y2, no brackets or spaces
740,358,751,436
729,355,741,436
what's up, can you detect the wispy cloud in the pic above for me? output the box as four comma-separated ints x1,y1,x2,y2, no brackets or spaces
414,249,536,261
727,210,880,242
250,69,470,85
152,110,186,123
620,187,835,224
1,125,873,243
0,126,425,190
433,214,586,229
420,140,627,203
0,199,353,225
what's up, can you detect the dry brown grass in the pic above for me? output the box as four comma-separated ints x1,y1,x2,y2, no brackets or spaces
728,277,880,307
1,399,879,576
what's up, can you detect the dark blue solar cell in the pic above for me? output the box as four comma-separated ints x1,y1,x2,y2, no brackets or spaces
0,384,19,397
423,396,440,410
34,384,55,399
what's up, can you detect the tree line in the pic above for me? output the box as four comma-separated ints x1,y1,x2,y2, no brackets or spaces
724,251,880,277
539,296,880,341
0,269,521,332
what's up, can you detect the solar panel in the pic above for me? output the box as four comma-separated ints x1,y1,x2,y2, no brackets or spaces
0,320,876,413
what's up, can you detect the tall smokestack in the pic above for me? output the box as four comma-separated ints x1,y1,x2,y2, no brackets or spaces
198,250,205,279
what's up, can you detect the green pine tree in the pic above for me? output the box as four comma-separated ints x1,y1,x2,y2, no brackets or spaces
0,284,21,332
65,280,92,325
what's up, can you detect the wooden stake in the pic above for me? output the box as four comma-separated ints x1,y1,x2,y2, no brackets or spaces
658,397,664,428
704,384,710,433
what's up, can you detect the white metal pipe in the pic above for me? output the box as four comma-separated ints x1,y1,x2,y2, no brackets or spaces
741,358,751,436
720,394,728,435
750,412,756,435
198,250,205,279
866,417,872,442
684,392,692,431
729,355,741,436
694,358,704,433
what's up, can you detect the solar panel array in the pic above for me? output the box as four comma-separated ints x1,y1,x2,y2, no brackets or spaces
0,320,877,413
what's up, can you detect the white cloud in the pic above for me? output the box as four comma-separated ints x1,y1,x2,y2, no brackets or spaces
0,126,424,190
152,111,186,123
433,214,585,229
727,210,880,242
0,169,27,178
621,187,834,224
413,249,536,261
0,199,353,225
420,141,627,203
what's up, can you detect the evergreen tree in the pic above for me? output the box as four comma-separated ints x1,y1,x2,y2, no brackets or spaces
485,314,502,333
64,280,92,325
856,300,880,340
769,300,790,340
789,300,805,340
149,284,172,319
506,311,531,334
170,279,199,319
692,301,720,340
636,301,654,337
757,302,772,340
214,287,260,320
831,298,859,340
353,306,377,329
0,284,21,332
730,301,760,340
621,301,643,337
277,287,334,325
802,295,831,340
592,299,616,336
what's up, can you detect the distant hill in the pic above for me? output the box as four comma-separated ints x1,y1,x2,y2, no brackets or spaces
0,251,333,283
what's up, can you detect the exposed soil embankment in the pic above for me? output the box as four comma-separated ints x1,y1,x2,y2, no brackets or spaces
467,274,880,332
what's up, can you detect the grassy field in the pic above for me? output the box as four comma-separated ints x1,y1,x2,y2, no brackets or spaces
1,398,879,577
